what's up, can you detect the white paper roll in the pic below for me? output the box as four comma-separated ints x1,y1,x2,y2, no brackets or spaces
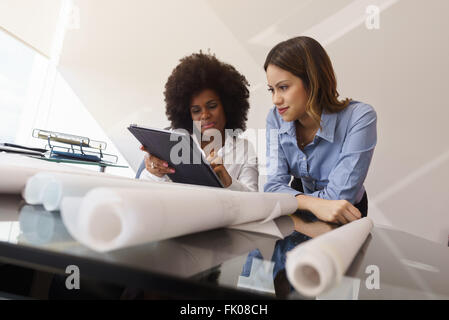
0,153,114,194
60,187,298,252
23,171,192,211
285,217,373,297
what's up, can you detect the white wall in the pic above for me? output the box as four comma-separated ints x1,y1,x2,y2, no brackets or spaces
57,0,449,245
58,0,266,172
0,0,62,57
327,0,449,245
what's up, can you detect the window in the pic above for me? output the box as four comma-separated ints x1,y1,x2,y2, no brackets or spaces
0,11,134,177
0,29,36,143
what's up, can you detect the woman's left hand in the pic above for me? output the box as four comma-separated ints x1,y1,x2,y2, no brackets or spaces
206,151,232,188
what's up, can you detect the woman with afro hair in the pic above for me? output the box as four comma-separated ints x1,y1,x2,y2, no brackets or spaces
139,52,258,192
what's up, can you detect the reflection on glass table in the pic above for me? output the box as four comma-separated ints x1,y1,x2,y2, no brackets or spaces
0,193,448,299
19,205,72,246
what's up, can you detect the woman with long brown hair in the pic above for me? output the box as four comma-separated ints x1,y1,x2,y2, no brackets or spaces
264,36,377,224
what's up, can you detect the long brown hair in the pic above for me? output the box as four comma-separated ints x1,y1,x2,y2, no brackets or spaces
264,36,350,127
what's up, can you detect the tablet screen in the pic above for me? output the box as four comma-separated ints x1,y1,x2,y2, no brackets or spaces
128,125,223,188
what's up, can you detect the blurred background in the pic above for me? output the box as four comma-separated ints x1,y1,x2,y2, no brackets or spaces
1,0,448,245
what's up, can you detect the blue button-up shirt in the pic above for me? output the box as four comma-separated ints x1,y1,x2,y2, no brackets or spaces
264,101,377,204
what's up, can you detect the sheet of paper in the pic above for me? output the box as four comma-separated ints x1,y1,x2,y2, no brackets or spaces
60,187,298,252
285,217,373,297
228,220,284,239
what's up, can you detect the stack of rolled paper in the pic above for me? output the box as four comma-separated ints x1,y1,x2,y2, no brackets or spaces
21,170,298,252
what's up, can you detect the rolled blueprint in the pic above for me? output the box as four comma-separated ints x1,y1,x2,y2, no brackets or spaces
285,217,373,297
60,187,298,252
23,171,197,211
0,153,110,194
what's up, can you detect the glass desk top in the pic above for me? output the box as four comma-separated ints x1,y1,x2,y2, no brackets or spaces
0,193,448,300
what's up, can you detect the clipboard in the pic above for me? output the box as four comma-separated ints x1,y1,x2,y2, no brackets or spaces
128,124,224,188
31,129,118,164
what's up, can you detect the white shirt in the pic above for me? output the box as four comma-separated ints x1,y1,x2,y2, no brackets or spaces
140,133,259,192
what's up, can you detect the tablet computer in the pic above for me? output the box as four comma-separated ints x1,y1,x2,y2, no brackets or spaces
128,124,224,188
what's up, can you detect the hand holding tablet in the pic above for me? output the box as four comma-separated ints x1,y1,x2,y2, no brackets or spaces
140,145,175,177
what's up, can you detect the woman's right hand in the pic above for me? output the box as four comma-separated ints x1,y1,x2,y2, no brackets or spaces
140,146,175,178
295,194,362,225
